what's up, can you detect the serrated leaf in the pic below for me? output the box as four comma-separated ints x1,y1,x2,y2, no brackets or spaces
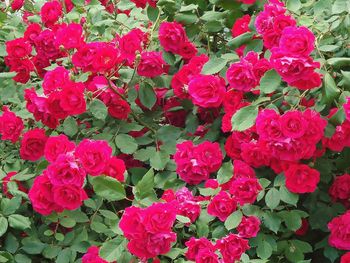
202,57,227,75
265,188,280,210
259,70,281,94
89,99,108,120
89,176,126,201
115,134,138,154
224,210,242,230
217,161,233,184
231,105,258,131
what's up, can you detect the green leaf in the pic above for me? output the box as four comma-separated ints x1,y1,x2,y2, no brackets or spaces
100,237,125,262
286,0,301,12
224,210,243,230
332,0,349,14
89,99,108,120
327,58,350,68
0,72,16,78
115,134,138,154
263,212,281,234
150,150,170,170
280,211,302,231
139,82,157,109
259,70,282,94
280,186,298,206
135,169,155,200
321,73,340,105
63,117,78,137
147,6,159,22
227,32,254,49
201,57,227,75
8,214,31,230
217,161,233,184
265,188,280,210
89,176,126,201
257,239,273,259
176,215,191,224
0,217,8,237
318,45,340,52
231,105,258,131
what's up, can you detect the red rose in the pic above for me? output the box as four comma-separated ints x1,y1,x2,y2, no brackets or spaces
232,15,251,37
185,237,215,260
341,252,350,263
159,22,187,54
82,246,108,263
188,75,226,108
207,191,237,221
0,106,24,143
280,111,308,139
75,139,112,176
328,211,350,250
20,128,48,161
237,216,261,238
40,1,63,28
43,66,70,95
137,51,169,78
44,134,75,163
46,153,86,187
284,164,320,193
52,184,87,210
104,157,126,182
329,174,350,207
28,174,63,215
295,218,309,236
55,23,85,50
230,178,262,206
196,249,219,263
278,26,315,57
6,38,32,58
216,234,250,262
143,203,177,233
11,0,25,10
60,82,86,116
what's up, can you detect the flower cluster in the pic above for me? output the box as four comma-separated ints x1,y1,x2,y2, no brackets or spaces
162,187,202,223
119,203,177,259
255,0,321,89
28,137,125,215
226,51,270,92
185,234,250,263
159,21,197,59
174,141,223,185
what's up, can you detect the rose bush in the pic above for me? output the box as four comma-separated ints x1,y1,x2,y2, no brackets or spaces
0,0,349,262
